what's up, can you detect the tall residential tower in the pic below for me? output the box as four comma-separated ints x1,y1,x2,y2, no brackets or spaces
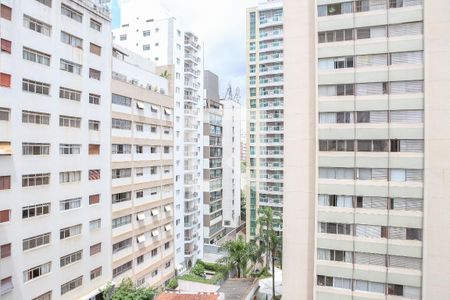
246,0,284,239
283,0,450,299
0,0,112,298
113,0,204,270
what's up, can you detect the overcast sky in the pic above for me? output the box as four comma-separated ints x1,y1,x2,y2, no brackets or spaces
112,0,257,105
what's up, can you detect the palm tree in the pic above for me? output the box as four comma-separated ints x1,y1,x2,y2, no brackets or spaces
160,70,170,79
256,207,282,299
246,240,264,276
218,236,250,278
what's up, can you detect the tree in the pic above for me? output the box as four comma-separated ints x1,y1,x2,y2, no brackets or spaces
218,236,251,278
160,70,170,79
101,278,155,300
256,207,282,300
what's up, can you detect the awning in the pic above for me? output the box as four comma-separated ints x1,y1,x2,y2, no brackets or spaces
164,205,172,212
0,142,12,155
164,224,172,231
137,234,146,243
151,208,159,216
164,108,172,115
151,105,159,112
151,229,159,237
136,212,145,221
136,102,145,109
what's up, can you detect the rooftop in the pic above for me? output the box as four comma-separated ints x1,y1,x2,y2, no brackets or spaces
217,278,258,300
155,292,221,300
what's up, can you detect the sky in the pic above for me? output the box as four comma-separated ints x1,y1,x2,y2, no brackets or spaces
111,0,257,104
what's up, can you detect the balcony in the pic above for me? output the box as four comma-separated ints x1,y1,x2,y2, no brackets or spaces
185,67,200,77
185,54,200,64
185,80,200,90
259,16,283,28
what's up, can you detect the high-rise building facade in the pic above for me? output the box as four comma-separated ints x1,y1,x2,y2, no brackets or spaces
246,0,284,239
221,98,241,229
283,0,450,299
203,71,225,244
0,0,112,299
113,0,204,270
110,45,175,288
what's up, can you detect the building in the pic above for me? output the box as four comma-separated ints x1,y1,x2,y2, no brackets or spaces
221,98,241,229
246,0,284,240
203,71,225,244
0,0,112,299
110,45,175,288
113,0,204,270
283,0,450,299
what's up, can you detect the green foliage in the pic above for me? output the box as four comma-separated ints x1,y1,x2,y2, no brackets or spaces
191,263,206,277
177,274,216,285
166,278,178,290
160,70,170,79
101,278,155,300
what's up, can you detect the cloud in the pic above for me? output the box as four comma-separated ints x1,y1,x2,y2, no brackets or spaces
113,0,256,104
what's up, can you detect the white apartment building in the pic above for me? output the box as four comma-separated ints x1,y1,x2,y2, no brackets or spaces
0,0,112,299
112,0,204,270
221,99,241,229
110,45,175,288
283,0,450,299
246,0,284,239
203,71,225,244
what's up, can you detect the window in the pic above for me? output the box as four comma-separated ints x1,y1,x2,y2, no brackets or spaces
0,210,10,223
23,143,51,156
59,144,81,154
318,29,353,43
35,0,52,6
22,203,50,219
90,267,102,280
89,120,100,131
60,224,81,240
61,276,82,295
23,110,50,124
90,19,101,31
165,242,170,250
59,171,81,183
151,269,158,277
90,219,101,230
61,4,82,22
22,173,50,187
60,59,82,75
112,118,131,130
112,94,131,106
0,176,11,191
1,4,12,20
22,79,50,95
1,39,11,53
23,232,51,250
89,194,100,205
112,168,131,179
32,291,52,300
60,197,81,211
136,123,144,132
112,192,131,204
89,93,100,104
143,44,150,51
112,215,132,229
61,31,82,48
0,276,13,295
90,243,101,255
137,255,144,264
119,34,127,41
59,115,81,128
90,43,101,55
143,30,151,36
112,144,131,154
389,22,423,37
0,108,10,121
0,73,11,87
59,87,81,101
23,15,51,36
89,169,101,180
89,68,101,80
113,261,132,278
60,250,82,267
24,262,51,282
1,243,11,258
112,238,132,253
